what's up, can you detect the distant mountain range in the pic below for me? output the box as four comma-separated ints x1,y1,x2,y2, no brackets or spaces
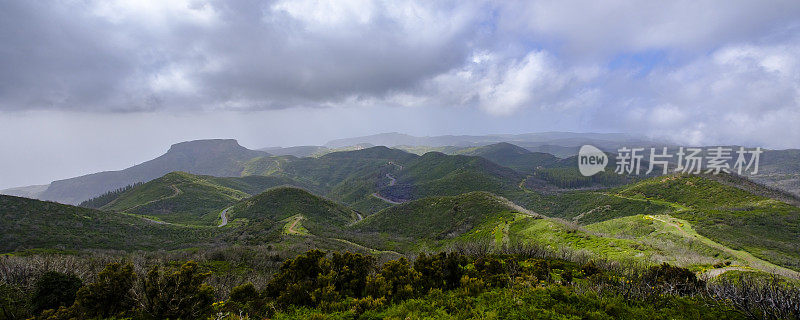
323,132,664,156
3,133,799,205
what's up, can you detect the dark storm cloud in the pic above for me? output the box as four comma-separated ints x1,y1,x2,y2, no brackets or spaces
0,0,488,111
0,0,799,149
0,1,147,111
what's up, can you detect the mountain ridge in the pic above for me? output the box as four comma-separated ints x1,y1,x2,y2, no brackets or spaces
36,139,268,204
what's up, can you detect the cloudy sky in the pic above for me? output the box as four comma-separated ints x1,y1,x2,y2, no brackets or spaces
1,0,799,188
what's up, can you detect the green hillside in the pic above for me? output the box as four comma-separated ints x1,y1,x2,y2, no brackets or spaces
456,142,560,174
99,172,306,225
380,152,524,202
614,174,800,270
244,147,534,209
0,195,207,252
354,192,522,241
243,147,415,208
228,187,359,237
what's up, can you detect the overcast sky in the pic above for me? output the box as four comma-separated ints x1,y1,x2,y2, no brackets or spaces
1,0,799,188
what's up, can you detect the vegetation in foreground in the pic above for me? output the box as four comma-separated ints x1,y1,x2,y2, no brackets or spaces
2,245,797,320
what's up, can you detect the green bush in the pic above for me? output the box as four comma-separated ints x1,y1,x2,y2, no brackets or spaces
73,263,136,318
263,250,376,309
413,252,467,292
227,282,264,316
142,261,215,320
643,263,704,295
31,271,82,314
366,258,421,302
0,283,30,320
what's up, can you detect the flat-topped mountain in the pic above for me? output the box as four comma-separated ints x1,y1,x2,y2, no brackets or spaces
38,139,267,204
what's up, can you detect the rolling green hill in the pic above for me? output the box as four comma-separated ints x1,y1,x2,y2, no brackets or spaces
353,192,523,242
456,142,560,174
97,172,306,225
614,174,800,270
0,194,208,252
228,187,359,234
244,147,413,189
380,152,525,202
243,147,536,214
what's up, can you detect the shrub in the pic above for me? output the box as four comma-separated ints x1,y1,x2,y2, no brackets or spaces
471,256,510,288
73,263,136,318
227,282,264,316
642,263,703,295
581,260,602,277
263,249,329,307
413,252,467,292
459,275,486,296
0,283,30,320
31,271,82,314
366,258,420,302
142,261,215,320
329,251,375,297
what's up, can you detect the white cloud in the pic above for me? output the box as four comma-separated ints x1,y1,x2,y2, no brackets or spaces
0,0,799,149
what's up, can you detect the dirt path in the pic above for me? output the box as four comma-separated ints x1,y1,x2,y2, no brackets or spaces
700,266,749,279
372,173,405,204
141,217,169,225
372,192,404,204
123,184,183,212
217,206,232,227
284,215,308,235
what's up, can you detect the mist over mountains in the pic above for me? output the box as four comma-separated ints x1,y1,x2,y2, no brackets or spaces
2,132,798,205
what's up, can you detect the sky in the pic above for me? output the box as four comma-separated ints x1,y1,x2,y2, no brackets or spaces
1,0,799,189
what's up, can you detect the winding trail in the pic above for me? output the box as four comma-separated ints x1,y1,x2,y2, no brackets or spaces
286,216,304,235
372,192,404,204
122,184,183,212
372,173,405,204
218,206,232,227
385,173,397,186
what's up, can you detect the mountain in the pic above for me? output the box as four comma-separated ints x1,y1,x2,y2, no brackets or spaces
379,151,526,202
614,174,800,270
245,146,544,213
456,142,561,174
353,192,522,241
259,145,330,157
37,139,268,205
0,194,206,253
324,132,663,152
226,187,360,243
242,147,418,214
0,184,49,199
748,149,800,197
94,172,305,225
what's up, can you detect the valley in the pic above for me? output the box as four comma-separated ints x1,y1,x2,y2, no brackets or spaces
1,138,798,319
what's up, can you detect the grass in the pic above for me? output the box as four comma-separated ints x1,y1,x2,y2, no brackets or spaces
0,194,213,253
99,172,308,226
613,174,800,271
353,192,520,241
